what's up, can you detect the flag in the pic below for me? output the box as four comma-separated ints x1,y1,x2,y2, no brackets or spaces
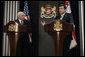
23,1,32,43
69,27,77,49
65,1,77,50
65,1,71,13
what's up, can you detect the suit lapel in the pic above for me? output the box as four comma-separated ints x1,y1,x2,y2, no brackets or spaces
16,19,21,25
23,20,25,25
62,13,67,21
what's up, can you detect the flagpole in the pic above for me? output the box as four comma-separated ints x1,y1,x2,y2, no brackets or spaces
23,1,32,43
79,1,84,56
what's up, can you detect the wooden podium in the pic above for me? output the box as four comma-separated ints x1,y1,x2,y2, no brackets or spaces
3,21,31,56
44,20,73,56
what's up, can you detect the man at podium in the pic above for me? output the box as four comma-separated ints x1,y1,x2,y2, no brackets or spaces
41,4,74,56
15,11,32,56
57,4,74,56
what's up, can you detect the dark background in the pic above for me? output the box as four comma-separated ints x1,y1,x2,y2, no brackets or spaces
39,1,58,56
0,1,4,56
0,1,80,56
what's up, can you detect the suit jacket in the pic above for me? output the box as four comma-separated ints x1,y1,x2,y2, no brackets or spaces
15,19,32,28
56,13,74,24
15,19,32,56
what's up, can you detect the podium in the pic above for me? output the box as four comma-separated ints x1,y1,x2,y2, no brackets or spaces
44,20,73,56
3,21,31,56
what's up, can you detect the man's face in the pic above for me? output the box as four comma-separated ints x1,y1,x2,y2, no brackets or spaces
59,6,66,15
19,13,25,20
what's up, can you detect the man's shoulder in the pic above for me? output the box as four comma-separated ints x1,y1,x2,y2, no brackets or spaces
24,19,30,24
14,19,20,24
64,13,72,18
24,19,29,23
24,19,28,21
65,13,71,16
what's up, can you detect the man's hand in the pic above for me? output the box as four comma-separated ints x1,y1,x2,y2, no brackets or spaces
41,20,46,26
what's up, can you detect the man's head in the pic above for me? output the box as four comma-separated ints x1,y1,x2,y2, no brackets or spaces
59,4,66,15
18,11,25,20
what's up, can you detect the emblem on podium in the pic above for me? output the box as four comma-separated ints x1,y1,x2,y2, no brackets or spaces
54,20,63,31
8,24,15,31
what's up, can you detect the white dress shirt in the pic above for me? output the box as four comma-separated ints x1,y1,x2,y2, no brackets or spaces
60,12,66,20
19,19,23,25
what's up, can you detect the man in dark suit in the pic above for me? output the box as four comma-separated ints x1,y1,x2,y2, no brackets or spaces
15,12,32,56
41,4,74,56
56,4,74,24
58,4,75,56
